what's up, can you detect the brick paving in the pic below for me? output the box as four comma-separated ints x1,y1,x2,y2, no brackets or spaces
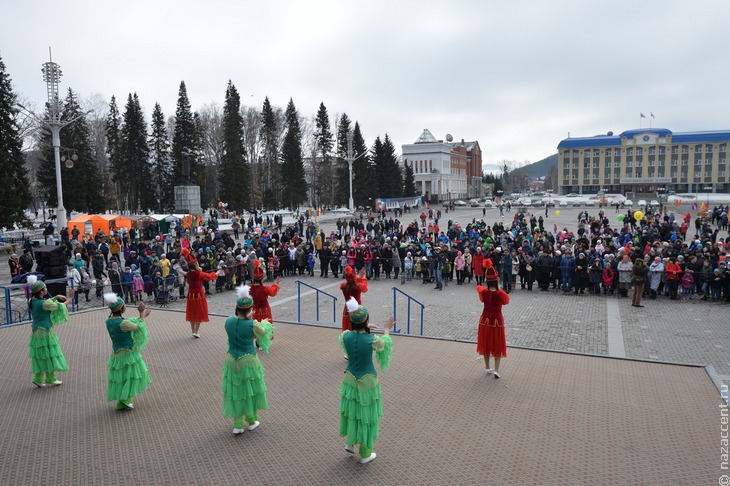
0,309,723,485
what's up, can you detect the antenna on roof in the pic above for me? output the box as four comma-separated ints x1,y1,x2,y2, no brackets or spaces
445,134,453,142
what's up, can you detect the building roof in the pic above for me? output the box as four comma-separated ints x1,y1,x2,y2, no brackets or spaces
557,128,730,149
414,128,438,144
448,140,477,151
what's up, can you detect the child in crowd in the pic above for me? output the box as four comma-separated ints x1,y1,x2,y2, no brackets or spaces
133,269,144,302
307,252,315,276
340,251,348,277
681,271,694,300
143,273,153,302
404,252,414,281
602,265,614,295
216,262,227,293
81,269,91,302
122,266,134,304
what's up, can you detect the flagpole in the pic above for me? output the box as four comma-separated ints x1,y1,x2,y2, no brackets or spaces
649,112,652,129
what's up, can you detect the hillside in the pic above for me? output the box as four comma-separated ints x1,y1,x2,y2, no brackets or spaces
515,153,558,179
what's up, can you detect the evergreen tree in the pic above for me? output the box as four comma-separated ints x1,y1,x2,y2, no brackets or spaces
351,122,374,208
260,96,279,209
218,81,249,212
149,102,173,212
172,81,200,186
403,161,416,197
313,102,334,207
105,95,124,209
280,98,307,209
372,134,402,198
37,88,106,213
119,94,152,211
0,55,31,229
334,113,352,206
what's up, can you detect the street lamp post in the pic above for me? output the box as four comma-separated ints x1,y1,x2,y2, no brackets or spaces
346,131,354,212
703,186,712,208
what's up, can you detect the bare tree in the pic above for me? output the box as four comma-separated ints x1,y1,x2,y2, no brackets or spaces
196,103,224,206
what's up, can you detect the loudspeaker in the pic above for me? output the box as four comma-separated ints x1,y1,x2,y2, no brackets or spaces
35,245,66,269
44,265,67,279
46,281,67,298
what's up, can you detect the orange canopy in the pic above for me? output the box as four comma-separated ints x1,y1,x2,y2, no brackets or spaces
67,214,107,237
98,214,133,232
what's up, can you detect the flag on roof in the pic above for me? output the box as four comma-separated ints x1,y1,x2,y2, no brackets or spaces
640,113,646,118
650,112,655,119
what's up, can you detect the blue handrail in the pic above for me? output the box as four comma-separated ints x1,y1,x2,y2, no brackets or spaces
392,287,425,335
295,280,338,325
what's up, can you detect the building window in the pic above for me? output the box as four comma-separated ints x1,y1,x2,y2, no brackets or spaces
626,161,633,167
649,148,655,155
649,160,655,167
695,146,702,153
682,159,688,166
720,170,726,177
659,148,665,155
627,149,633,156
706,145,713,153
682,146,689,154
672,146,678,154
671,159,678,166
636,148,643,156
721,145,727,153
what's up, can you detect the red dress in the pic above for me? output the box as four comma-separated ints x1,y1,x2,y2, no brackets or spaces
185,270,218,322
476,285,510,358
340,277,368,331
250,283,280,324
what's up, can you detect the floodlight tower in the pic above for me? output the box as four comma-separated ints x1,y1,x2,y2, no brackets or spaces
345,130,368,213
41,52,68,230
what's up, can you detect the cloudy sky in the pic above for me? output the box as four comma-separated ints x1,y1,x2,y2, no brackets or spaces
2,0,729,171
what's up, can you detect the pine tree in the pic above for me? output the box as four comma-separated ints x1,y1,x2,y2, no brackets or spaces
372,134,403,198
334,113,352,206
260,97,279,209
172,81,200,186
149,102,173,212
313,102,334,207
280,98,307,210
351,122,374,208
105,95,124,209
38,89,106,213
120,93,152,211
0,55,31,229
218,81,249,212
403,161,416,197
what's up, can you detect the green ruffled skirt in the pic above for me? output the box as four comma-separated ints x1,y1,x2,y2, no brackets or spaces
29,328,69,374
222,354,269,419
107,349,150,401
339,372,383,449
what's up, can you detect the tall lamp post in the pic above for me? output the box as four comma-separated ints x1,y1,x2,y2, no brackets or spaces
345,130,367,213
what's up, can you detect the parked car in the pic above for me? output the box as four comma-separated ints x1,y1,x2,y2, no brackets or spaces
522,198,532,207
453,200,467,206
624,199,634,206
566,193,579,197
585,200,596,206
650,200,660,208
469,199,480,207
571,200,582,207
637,200,647,208
559,200,568,207
484,200,494,208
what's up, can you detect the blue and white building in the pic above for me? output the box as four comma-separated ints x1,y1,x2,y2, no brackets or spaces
557,128,730,195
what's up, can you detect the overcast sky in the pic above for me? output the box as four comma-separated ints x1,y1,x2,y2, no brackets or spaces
2,0,729,171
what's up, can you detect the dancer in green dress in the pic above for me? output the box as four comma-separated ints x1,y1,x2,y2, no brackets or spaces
104,293,151,411
339,297,394,464
222,285,274,435
27,275,74,387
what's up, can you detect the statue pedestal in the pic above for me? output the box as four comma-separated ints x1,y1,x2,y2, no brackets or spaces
174,185,202,215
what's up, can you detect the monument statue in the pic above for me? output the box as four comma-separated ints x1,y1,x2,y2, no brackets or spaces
181,147,190,184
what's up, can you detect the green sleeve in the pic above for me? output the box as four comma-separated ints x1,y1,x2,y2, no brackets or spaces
128,318,149,352
253,320,274,355
374,335,393,372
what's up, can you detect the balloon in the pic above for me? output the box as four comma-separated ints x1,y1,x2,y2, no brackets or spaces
617,214,625,222
556,210,561,216
634,210,644,221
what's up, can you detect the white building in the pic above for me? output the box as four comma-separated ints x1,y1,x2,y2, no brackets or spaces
401,129,469,203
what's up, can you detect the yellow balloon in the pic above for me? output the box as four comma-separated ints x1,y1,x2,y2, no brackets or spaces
634,210,644,221
555,210,561,216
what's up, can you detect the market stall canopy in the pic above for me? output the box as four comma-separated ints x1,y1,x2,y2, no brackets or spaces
67,214,107,236
98,214,133,232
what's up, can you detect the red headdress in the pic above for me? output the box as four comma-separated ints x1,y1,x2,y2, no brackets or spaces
253,259,265,281
484,258,499,282
181,247,197,266
345,265,356,282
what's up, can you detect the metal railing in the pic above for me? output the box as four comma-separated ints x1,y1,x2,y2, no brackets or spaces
392,286,425,335
295,280,338,326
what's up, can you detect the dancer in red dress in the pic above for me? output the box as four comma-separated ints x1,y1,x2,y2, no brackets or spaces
476,259,510,378
249,260,281,337
182,249,218,338
340,266,368,331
